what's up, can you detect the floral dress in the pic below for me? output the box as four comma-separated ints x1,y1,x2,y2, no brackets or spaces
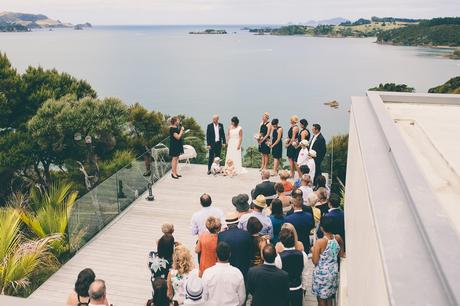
312,236,340,299
148,251,171,280
170,269,198,304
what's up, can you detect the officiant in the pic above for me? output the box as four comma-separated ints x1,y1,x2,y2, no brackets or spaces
206,115,226,175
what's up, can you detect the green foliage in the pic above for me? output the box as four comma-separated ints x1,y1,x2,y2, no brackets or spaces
369,83,415,92
272,25,312,35
377,24,460,46
428,76,460,94
322,134,348,195
0,23,29,32
314,25,334,35
419,17,460,27
99,150,136,179
0,53,23,128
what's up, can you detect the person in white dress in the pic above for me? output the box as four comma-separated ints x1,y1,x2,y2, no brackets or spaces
225,116,247,175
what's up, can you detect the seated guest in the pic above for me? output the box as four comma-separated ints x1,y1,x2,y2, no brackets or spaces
191,193,226,237
285,189,314,254
218,211,252,279
167,245,197,305
88,279,110,306
184,274,206,305
312,216,345,305
275,229,309,306
67,268,107,306
315,187,330,217
307,192,321,225
275,223,304,254
247,244,290,306
274,183,292,214
313,175,330,195
232,194,252,218
147,277,172,306
294,164,310,188
202,242,246,306
299,174,313,205
269,199,285,245
324,193,345,248
247,217,268,267
195,216,221,276
238,195,273,239
149,234,175,280
279,170,293,194
251,170,276,205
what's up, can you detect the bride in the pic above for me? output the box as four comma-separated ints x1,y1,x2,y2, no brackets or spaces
225,116,247,175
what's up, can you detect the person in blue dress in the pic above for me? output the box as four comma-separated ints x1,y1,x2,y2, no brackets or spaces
268,199,285,244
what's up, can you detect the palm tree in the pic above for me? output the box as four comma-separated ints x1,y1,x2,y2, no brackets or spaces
0,207,58,295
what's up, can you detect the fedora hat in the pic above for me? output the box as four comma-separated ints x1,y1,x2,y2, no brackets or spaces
225,211,239,225
232,194,250,212
252,194,267,209
185,274,204,302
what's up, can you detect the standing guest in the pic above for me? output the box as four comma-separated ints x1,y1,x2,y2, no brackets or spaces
285,189,315,254
88,279,110,306
297,143,316,180
258,112,272,171
167,245,198,305
184,274,206,305
269,199,285,245
190,194,226,236
275,228,309,306
206,115,226,175
274,183,293,214
202,242,246,306
147,277,172,306
247,217,269,267
313,175,330,195
299,119,311,143
294,165,310,188
247,244,290,306
251,170,277,205
275,223,305,253
232,194,252,218
270,118,283,175
299,174,314,205
310,124,326,181
238,195,273,239
315,188,329,217
307,192,321,226
279,170,294,194
169,116,185,179
296,139,310,172
218,211,252,279
195,216,221,276
324,193,345,247
312,216,345,306
67,268,106,306
149,234,175,280
286,115,300,178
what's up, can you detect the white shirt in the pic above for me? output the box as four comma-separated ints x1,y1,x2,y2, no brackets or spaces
297,147,309,166
307,158,316,180
238,210,273,238
274,247,310,290
191,206,226,236
299,186,313,206
310,133,318,149
202,262,246,306
214,123,220,142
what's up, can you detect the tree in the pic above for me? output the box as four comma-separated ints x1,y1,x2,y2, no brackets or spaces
369,83,415,92
322,134,348,195
0,52,23,129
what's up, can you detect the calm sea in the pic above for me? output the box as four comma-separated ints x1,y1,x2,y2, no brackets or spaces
0,25,459,144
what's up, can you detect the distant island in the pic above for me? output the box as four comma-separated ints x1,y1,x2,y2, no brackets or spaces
0,11,91,32
189,29,227,35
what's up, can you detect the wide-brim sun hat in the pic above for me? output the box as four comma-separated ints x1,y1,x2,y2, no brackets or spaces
225,211,240,225
252,194,267,209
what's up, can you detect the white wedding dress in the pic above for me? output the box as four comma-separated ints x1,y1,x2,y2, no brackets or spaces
226,126,247,174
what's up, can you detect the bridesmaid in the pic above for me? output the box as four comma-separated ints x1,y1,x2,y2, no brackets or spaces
169,116,184,179
285,115,300,178
299,119,311,144
270,118,283,175
258,112,272,171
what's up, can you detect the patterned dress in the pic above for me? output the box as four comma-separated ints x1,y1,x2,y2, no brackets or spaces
170,268,198,304
312,236,340,299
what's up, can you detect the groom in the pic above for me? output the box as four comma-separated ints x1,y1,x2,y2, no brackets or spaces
206,115,226,175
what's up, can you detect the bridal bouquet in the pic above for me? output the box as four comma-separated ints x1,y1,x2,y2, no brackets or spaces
254,133,262,142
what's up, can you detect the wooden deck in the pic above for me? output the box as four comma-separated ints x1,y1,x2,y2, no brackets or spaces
30,164,316,306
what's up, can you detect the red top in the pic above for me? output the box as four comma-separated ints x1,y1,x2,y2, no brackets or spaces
197,232,218,276
283,181,294,192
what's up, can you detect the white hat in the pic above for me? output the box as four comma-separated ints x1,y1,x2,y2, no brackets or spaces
308,149,317,158
185,274,204,302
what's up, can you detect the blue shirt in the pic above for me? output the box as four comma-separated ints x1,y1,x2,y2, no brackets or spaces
238,211,274,239
269,215,285,244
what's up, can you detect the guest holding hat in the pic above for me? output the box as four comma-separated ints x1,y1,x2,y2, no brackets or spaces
238,195,273,239
232,194,252,218
218,211,252,279
184,274,206,305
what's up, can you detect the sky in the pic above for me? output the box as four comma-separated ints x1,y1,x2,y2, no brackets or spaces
1,0,460,25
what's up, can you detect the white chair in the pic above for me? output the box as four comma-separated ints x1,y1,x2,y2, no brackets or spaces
179,144,197,166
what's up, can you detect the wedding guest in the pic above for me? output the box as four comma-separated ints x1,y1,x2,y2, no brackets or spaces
275,228,309,306
294,164,310,188
232,194,252,218
275,223,305,253
299,174,314,205
313,175,330,195
149,234,175,280
183,274,206,305
297,143,316,180
299,118,311,143
247,217,268,267
310,124,326,181
286,115,300,178
202,242,246,306
206,115,226,175
147,277,172,306
88,279,110,306
312,216,345,306
218,211,252,279
169,116,185,179
324,193,345,247
315,187,329,217
269,199,285,244
247,244,290,306
195,216,221,276
307,192,321,224
279,170,294,194
67,268,107,306
274,183,292,214
285,189,314,254
167,245,197,305
270,118,283,175
191,194,226,236
258,112,272,171
238,195,273,239
251,170,276,205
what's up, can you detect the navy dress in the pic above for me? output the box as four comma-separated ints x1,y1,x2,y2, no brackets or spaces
169,126,184,157
271,127,283,159
258,122,271,154
299,128,311,144
286,126,299,160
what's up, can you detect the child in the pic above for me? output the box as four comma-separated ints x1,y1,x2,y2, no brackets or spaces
296,139,309,177
210,157,222,175
299,174,313,205
223,159,237,177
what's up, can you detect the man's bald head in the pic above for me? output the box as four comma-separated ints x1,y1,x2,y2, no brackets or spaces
261,170,270,180
212,115,219,124
89,279,106,302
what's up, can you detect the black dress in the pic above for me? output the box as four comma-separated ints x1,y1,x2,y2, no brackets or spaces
271,127,283,159
286,126,299,160
258,122,271,154
300,128,311,144
169,127,183,157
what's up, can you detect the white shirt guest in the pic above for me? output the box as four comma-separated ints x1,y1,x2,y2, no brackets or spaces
191,194,226,236
214,122,220,142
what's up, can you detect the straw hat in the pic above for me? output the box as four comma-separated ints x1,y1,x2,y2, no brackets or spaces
225,211,240,225
252,195,267,209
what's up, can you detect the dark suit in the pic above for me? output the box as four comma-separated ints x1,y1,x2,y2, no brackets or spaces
206,122,226,171
285,210,314,253
251,180,276,205
218,227,252,279
247,264,290,306
311,133,326,179
326,208,345,248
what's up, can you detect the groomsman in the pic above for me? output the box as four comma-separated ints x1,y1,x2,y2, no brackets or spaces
310,123,326,180
206,115,226,175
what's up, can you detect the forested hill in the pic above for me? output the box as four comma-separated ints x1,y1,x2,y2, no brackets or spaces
376,17,460,47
